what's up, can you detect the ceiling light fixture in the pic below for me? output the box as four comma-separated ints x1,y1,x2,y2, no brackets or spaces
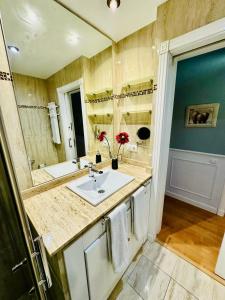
8,45,20,54
107,0,120,10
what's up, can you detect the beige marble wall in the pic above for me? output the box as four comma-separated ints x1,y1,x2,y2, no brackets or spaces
112,23,157,163
13,74,59,169
112,0,225,164
0,27,32,190
157,0,225,42
83,47,113,158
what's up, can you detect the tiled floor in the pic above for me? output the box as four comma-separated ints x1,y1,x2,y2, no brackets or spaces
109,241,225,300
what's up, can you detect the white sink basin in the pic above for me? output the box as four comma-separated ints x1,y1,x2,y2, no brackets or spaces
44,159,89,178
66,169,134,206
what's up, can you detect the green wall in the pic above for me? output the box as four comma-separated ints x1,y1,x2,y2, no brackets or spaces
170,48,225,155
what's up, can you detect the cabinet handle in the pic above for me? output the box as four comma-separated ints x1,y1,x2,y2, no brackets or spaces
68,138,72,148
12,258,27,272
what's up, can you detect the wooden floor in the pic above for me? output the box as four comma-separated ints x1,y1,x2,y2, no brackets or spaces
157,196,225,284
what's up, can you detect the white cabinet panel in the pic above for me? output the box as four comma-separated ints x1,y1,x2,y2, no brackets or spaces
64,236,89,300
64,187,150,300
84,233,122,300
215,233,225,279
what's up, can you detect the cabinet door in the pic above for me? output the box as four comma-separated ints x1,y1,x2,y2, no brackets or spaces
84,233,122,300
64,236,89,300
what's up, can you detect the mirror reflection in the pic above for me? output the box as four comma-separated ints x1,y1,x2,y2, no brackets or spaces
0,0,113,186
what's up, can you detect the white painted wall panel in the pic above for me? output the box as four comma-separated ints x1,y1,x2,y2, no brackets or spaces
166,149,225,214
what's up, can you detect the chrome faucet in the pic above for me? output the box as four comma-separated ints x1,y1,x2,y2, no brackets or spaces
88,162,103,178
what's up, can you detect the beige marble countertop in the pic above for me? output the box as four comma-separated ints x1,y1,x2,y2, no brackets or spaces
24,162,151,256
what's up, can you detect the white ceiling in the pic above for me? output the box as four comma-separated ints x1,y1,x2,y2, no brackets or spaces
0,0,111,78
59,0,167,42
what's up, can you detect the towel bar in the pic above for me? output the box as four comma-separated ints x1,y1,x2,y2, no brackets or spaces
142,179,151,187
102,217,112,262
131,197,135,234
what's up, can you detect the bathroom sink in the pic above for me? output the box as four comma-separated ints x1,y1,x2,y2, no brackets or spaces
66,169,135,206
44,159,89,178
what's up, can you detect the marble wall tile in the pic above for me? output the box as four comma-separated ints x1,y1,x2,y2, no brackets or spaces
143,241,178,276
171,257,215,300
128,255,170,300
164,279,198,300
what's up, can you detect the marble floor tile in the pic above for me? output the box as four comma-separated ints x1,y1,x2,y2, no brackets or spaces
143,241,178,276
128,255,170,300
122,245,144,282
212,279,225,300
171,257,214,300
114,283,142,300
164,279,198,300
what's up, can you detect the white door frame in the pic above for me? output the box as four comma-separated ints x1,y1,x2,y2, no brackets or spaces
57,79,88,161
150,17,225,238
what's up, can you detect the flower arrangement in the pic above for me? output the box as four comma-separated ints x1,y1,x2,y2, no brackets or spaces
97,131,112,158
97,131,129,160
115,131,129,158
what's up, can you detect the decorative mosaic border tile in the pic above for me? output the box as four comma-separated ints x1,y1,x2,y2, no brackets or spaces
0,71,13,81
17,104,48,110
85,84,158,103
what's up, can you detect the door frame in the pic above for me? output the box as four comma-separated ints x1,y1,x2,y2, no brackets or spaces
150,17,225,238
57,79,88,161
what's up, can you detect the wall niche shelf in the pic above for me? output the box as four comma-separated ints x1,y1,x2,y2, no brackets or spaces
88,113,113,124
86,88,113,102
122,77,154,93
122,110,151,125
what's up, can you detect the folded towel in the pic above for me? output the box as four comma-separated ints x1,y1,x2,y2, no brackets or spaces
48,102,61,144
108,203,129,273
133,186,149,241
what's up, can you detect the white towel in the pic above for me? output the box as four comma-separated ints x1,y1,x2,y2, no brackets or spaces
48,102,61,144
108,203,129,273
133,186,149,241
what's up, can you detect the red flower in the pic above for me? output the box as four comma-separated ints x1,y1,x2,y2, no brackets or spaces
98,131,106,142
116,132,129,145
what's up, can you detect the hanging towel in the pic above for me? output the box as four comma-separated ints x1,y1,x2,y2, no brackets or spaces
108,203,129,273
132,186,149,241
48,102,61,144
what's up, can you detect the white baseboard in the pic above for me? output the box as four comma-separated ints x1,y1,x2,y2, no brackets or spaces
166,191,217,214
147,232,156,243
217,208,225,217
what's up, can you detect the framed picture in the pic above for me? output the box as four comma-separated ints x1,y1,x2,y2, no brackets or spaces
185,103,220,128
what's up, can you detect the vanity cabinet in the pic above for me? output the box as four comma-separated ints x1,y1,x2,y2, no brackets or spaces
63,181,151,300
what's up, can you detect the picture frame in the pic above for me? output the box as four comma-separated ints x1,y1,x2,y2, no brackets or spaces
185,103,220,128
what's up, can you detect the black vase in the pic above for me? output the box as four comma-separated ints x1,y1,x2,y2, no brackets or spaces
112,158,118,170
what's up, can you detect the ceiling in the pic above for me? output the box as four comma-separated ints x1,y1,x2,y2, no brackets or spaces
0,0,111,78
59,0,167,42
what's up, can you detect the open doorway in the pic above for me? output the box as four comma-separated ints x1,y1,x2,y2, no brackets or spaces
68,89,86,158
156,45,225,282
57,79,88,161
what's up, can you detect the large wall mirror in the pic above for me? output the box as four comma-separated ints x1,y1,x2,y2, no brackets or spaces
0,0,113,186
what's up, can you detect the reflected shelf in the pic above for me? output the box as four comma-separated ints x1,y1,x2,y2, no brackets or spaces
86,88,113,102
88,113,113,124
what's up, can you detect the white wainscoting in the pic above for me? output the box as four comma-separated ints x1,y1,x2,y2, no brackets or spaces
166,149,225,215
